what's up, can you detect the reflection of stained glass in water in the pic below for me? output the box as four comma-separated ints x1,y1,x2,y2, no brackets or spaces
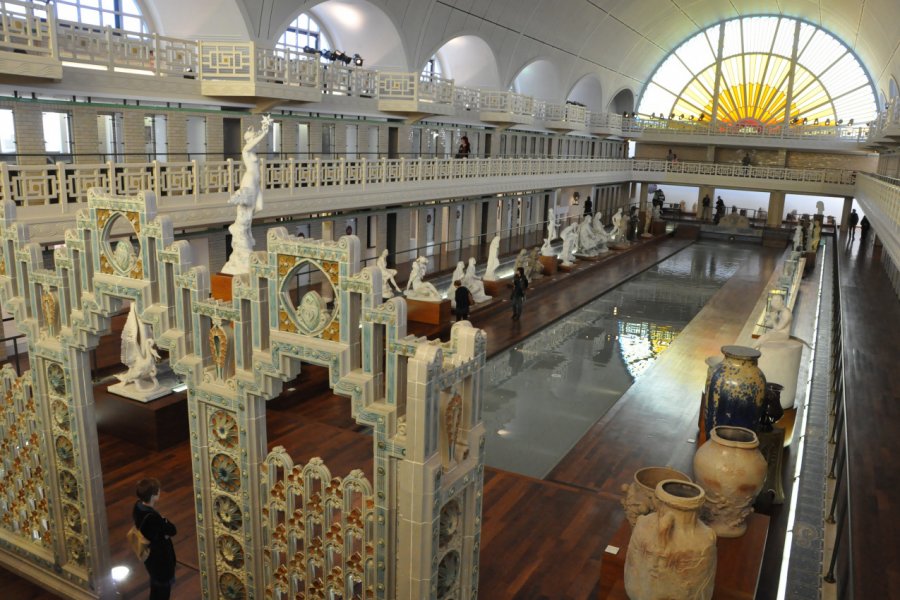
618,321,682,379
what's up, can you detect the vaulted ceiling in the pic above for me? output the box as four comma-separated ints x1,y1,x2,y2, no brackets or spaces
144,0,900,106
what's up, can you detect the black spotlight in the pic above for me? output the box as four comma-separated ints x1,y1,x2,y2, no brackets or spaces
302,46,318,55
321,50,335,61
353,53,363,67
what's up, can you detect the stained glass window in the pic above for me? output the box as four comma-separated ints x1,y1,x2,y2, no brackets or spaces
638,17,876,126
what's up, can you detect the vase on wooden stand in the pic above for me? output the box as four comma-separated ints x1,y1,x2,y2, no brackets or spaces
703,345,766,439
621,466,692,527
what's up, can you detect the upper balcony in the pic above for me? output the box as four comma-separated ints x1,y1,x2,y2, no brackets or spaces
0,1,876,151
865,103,900,147
0,156,856,244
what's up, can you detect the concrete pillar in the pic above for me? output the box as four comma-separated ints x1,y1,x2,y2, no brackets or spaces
698,185,715,220
839,197,853,232
706,145,716,162
462,201,477,247
639,182,650,213
767,191,785,227
484,199,500,240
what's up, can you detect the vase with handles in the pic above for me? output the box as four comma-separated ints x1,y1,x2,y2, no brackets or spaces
703,345,766,438
624,480,717,600
620,466,692,527
693,425,768,538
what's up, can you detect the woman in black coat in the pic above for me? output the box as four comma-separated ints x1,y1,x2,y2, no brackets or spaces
133,478,177,600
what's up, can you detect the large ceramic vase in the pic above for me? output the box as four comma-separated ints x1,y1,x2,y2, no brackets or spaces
703,345,766,438
624,480,717,600
698,355,723,444
693,426,767,538
621,466,692,527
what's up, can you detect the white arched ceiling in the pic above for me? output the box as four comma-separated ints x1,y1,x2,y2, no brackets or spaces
431,36,501,89
307,0,407,70
566,75,603,111
511,59,562,102
609,89,635,114
146,0,249,39
891,78,900,100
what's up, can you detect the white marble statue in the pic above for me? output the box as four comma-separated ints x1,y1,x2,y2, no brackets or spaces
116,303,161,392
222,115,273,275
792,225,804,251
577,216,602,256
377,249,402,299
527,247,544,279
404,256,442,301
560,222,579,266
642,205,653,236
447,261,467,306
591,212,610,252
610,208,624,242
816,200,825,216
484,235,501,281
547,208,558,241
540,237,554,256
514,249,529,273
464,257,492,303
753,294,793,349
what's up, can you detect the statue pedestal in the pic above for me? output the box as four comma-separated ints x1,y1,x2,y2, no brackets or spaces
539,255,558,275
757,427,786,504
608,242,631,251
406,298,451,325
758,339,803,409
559,263,576,273
108,381,171,402
483,279,507,297
212,273,234,301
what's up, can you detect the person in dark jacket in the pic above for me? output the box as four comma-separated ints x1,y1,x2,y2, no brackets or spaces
859,215,870,241
453,280,473,321
133,478,177,600
510,267,528,321
847,208,859,239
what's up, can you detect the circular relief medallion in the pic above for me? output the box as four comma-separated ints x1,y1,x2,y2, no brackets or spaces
46,363,66,395
439,499,460,547
218,572,247,600
214,495,243,531
437,550,460,598
211,454,241,493
55,435,75,467
63,503,82,533
217,534,245,569
66,536,86,566
59,470,78,500
209,411,239,449
52,400,70,430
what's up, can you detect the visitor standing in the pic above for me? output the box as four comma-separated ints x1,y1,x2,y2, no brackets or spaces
510,267,528,321
133,478,177,600
859,215,870,242
848,208,859,239
456,135,470,158
583,196,593,217
453,280,473,321
714,196,725,224
702,194,711,220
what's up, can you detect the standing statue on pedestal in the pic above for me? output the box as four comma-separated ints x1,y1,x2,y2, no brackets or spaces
116,303,161,392
377,249,402,299
610,208,624,242
447,261,467,306
222,115,273,275
484,235,501,281
560,222,579,266
547,208,558,241
792,225,804,252
642,205,653,237
752,294,792,349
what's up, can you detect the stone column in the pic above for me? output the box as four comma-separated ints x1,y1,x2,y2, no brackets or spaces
767,191,786,227
639,182,650,213
839,196,853,232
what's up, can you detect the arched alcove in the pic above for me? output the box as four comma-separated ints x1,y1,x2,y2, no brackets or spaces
147,0,248,38
304,0,407,70
608,88,635,114
429,35,501,89
510,59,562,102
890,77,899,100
567,74,603,112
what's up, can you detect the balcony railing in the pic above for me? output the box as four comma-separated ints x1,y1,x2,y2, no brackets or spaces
0,0,876,145
0,157,858,209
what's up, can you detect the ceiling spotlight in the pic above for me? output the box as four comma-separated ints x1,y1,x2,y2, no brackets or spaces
353,53,363,67
302,46,318,55
111,566,130,582
848,118,854,126
320,50,334,61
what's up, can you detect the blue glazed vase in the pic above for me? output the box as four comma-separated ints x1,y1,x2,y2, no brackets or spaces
704,345,766,438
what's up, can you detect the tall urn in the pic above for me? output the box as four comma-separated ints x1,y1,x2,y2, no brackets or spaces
703,345,766,438
624,480,717,600
693,426,767,538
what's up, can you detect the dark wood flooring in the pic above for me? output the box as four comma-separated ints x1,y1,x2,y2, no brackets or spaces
1,233,800,600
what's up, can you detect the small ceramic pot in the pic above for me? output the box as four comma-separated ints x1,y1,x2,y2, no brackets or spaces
620,466,692,527
624,480,717,600
693,426,767,538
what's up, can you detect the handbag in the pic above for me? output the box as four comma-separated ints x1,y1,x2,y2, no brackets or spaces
127,513,152,561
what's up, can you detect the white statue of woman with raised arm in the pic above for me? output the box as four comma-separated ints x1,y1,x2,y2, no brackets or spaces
222,114,273,275
377,249,402,299
484,235,501,281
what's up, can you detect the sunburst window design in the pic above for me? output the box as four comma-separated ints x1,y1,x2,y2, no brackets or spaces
638,16,877,127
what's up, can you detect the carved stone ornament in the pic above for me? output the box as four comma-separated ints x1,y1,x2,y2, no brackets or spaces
209,320,229,381
444,392,463,466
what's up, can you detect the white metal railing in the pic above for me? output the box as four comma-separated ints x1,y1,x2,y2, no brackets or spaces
867,103,900,141
0,157,859,209
321,63,377,97
255,46,319,88
854,173,900,270
417,73,454,104
0,0,55,58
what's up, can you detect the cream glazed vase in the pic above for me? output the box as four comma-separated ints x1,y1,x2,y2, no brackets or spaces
624,480,717,600
693,426,768,538
621,466,692,527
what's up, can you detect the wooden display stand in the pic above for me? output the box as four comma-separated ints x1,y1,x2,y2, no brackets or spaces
94,384,189,451
650,220,667,236
558,262,576,273
406,298,451,325
211,273,234,301
482,279,508,297
598,513,769,599
539,255,559,275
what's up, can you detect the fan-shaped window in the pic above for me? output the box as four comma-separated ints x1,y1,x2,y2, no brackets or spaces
52,0,149,33
638,16,876,126
277,12,332,54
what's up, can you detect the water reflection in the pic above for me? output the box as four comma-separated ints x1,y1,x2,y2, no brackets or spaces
482,241,754,478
